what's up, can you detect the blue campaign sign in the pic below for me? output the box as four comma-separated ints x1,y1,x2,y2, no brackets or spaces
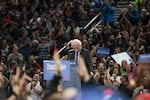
138,54,150,63
43,60,70,81
96,47,110,56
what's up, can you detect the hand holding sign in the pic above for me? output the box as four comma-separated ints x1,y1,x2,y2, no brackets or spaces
96,47,110,57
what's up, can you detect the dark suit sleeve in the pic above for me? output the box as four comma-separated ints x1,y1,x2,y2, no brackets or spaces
82,49,93,73
67,52,74,60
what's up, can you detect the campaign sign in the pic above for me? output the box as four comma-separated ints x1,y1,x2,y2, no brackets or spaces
111,52,134,66
138,54,150,63
62,60,81,90
43,60,70,81
96,47,110,56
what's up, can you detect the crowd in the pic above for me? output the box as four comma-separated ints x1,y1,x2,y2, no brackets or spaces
0,0,150,100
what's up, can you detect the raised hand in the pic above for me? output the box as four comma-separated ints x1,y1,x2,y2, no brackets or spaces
77,56,90,82
10,67,32,96
53,50,61,75
0,72,4,88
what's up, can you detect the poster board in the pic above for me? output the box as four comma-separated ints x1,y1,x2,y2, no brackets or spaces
111,52,134,65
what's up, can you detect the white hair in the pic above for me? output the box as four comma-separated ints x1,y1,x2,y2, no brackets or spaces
71,39,82,47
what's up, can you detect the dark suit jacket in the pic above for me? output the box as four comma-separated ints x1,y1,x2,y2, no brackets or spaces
67,48,93,73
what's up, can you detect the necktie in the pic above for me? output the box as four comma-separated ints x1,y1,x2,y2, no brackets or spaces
74,52,78,62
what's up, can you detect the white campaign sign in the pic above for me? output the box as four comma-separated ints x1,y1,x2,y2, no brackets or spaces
111,52,134,65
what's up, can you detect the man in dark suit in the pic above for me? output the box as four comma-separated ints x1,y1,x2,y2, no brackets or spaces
67,39,93,73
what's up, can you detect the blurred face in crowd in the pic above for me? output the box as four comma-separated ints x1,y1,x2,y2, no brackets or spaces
2,39,7,46
109,60,114,67
22,21,27,27
121,60,127,69
48,31,53,38
58,27,65,35
0,57,5,63
128,4,134,11
113,68,119,75
115,47,121,53
82,40,89,49
109,35,115,41
120,75,128,85
82,34,87,40
79,5,84,12
71,22,75,28
71,39,82,53
141,9,148,16
23,30,28,38
10,62,17,71
114,63,120,69
41,37,47,43
98,63,105,72
122,31,129,39
33,74,40,82
126,65,132,73
13,46,19,54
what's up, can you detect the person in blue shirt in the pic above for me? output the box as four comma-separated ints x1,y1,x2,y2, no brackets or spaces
125,3,139,26
18,30,32,60
100,0,115,27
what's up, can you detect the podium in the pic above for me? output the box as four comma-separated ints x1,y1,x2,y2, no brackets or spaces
43,60,81,90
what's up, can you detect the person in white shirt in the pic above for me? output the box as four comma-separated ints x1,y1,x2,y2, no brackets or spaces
111,68,121,88
27,73,42,100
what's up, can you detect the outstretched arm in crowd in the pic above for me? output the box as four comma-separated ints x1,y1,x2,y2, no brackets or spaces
103,68,112,86
44,50,63,100
48,50,62,91
7,67,32,100
77,56,91,83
